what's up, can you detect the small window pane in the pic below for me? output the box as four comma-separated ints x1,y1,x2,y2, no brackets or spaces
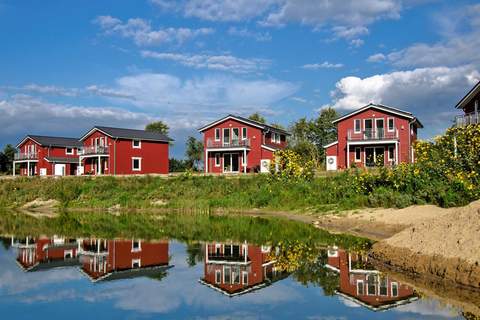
355,119,361,132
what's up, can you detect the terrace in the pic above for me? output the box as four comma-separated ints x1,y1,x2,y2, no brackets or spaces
455,112,479,127
347,129,399,142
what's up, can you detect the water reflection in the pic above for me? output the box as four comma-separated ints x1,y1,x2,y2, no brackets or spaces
0,236,469,319
325,247,418,311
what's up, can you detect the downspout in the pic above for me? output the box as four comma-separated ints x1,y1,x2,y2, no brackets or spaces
408,119,415,164
114,138,118,175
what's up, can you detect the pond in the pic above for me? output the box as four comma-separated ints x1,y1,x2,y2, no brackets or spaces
0,235,475,319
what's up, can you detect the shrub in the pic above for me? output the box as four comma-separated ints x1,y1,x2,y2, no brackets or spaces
270,149,315,182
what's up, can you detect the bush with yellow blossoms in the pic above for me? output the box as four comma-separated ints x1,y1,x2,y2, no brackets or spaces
269,149,315,182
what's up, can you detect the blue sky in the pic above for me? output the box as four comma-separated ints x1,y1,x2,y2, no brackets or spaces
0,0,479,158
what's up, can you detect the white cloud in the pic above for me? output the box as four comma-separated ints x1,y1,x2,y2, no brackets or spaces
227,27,272,42
321,65,480,134
182,0,276,22
302,62,344,70
290,96,308,103
349,39,365,47
1,84,79,97
331,26,369,39
141,51,271,73
367,53,387,63
93,15,214,46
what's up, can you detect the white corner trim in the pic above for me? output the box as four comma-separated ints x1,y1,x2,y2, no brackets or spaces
323,141,338,149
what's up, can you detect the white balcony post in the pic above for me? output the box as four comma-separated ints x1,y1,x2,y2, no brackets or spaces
346,142,350,168
12,161,15,176
205,150,208,173
243,149,247,174
97,156,101,175
27,161,30,177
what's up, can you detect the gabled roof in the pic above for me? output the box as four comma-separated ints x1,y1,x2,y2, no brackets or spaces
455,80,480,109
17,135,83,148
198,114,290,135
332,103,423,128
80,126,173,142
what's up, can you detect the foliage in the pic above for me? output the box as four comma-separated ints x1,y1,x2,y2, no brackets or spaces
185,136,203,170
169,158,190,172
248,112,266,124
0,144,15,174
145,121,170,135
289,108,338,167
270,149,315,182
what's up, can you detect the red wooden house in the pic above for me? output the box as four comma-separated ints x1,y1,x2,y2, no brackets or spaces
326,248,418,311
455,81,480,126
78,126,172,175
324,103,423,170
198,115,289,174
12,236,80,272
78,238,171,282
199,242,287,296
13,135,83,176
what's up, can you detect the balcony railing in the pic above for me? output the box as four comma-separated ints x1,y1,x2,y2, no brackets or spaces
348,129,399,141
455,112,479,127
14,152,38,161
79,146,109,156
206,138,250,149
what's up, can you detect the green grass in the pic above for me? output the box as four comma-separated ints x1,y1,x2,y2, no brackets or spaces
0,208,371,250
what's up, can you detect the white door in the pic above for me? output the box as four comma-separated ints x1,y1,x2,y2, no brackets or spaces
54,164,66,176
326,156,337,171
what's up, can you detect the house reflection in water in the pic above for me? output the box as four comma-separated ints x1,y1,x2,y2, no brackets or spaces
199,242,287,297
79,238,171,282
325,247,418,311
12,236,80,272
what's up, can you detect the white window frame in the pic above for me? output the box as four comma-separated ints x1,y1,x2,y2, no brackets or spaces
387,117,395,132
132,259,141,268
242,127,247,140
242,271,248,285
354,119,361,133
65,147,74,155
132,139,141,149
215,270,221,284
223,128,230,146
356,280,364,295
132,157,142,171
215,153,221,167
131,239,142,252
214,128,221,141
367,275,376,296
224,266,231,284
391,282,399,297
388,145,395,162
355,147,361,162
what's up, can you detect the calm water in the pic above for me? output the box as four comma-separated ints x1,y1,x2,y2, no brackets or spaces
0,236,473,320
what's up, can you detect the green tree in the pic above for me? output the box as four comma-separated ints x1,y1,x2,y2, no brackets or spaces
145,121,169,135
248,112,266,124
169,158,189,172
185,136,204,170
0,144,16,174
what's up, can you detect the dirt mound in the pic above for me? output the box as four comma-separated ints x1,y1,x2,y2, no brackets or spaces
371,200,480,288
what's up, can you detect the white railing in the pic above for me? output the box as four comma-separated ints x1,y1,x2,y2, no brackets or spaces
207,138,250,148
348,129,399,141
455,112,479,127
14,152,38,160
78,146,109,155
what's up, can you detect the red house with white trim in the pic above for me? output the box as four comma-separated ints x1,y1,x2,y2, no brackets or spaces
78,126,172,175
13,135,83,176
324,103,423,171
198,115,289,174
455,80,480,126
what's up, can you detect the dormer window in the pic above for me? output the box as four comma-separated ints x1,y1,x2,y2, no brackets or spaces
132,139,141,149
271,132,281,144
65,147,74,155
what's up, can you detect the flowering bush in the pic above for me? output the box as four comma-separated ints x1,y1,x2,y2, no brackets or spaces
270,149,315,181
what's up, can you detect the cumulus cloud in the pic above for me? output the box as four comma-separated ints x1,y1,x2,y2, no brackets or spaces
302,62,344,70
321,65,480,135
141,51,271,73
93,15,214,46
227,27,272,42
182,0,276,22
367,53,387,63
331,26,369,39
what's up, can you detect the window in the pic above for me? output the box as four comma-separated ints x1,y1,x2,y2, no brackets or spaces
132,259,141,268
132,157,142,171
215,270,221,284
233,266,240,284
388,146,395,162
242,127,247,140
354,119,361,133
379,277,388,296
357,280,364,295
242,271,248,285
232,128,239,143
272,132,281,144
215,128,220,141
355,147,361,162
224,266,231,284
391,282,398,297
132,139,141,148
367,275,376,295
132,239,141,252
215,153,220,167
223,128,230,146
388,117,395,132
66,147,74,155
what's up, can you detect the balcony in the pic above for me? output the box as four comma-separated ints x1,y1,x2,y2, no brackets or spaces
206,138,250,149
348,129,399,141
79,146,109,156
455,112,479,127
14,152,38,161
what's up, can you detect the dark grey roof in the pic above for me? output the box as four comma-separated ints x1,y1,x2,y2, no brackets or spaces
44,157,79,164
455,80,480,109
82,126,173,142
19,135,83,148
198,114,290,135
